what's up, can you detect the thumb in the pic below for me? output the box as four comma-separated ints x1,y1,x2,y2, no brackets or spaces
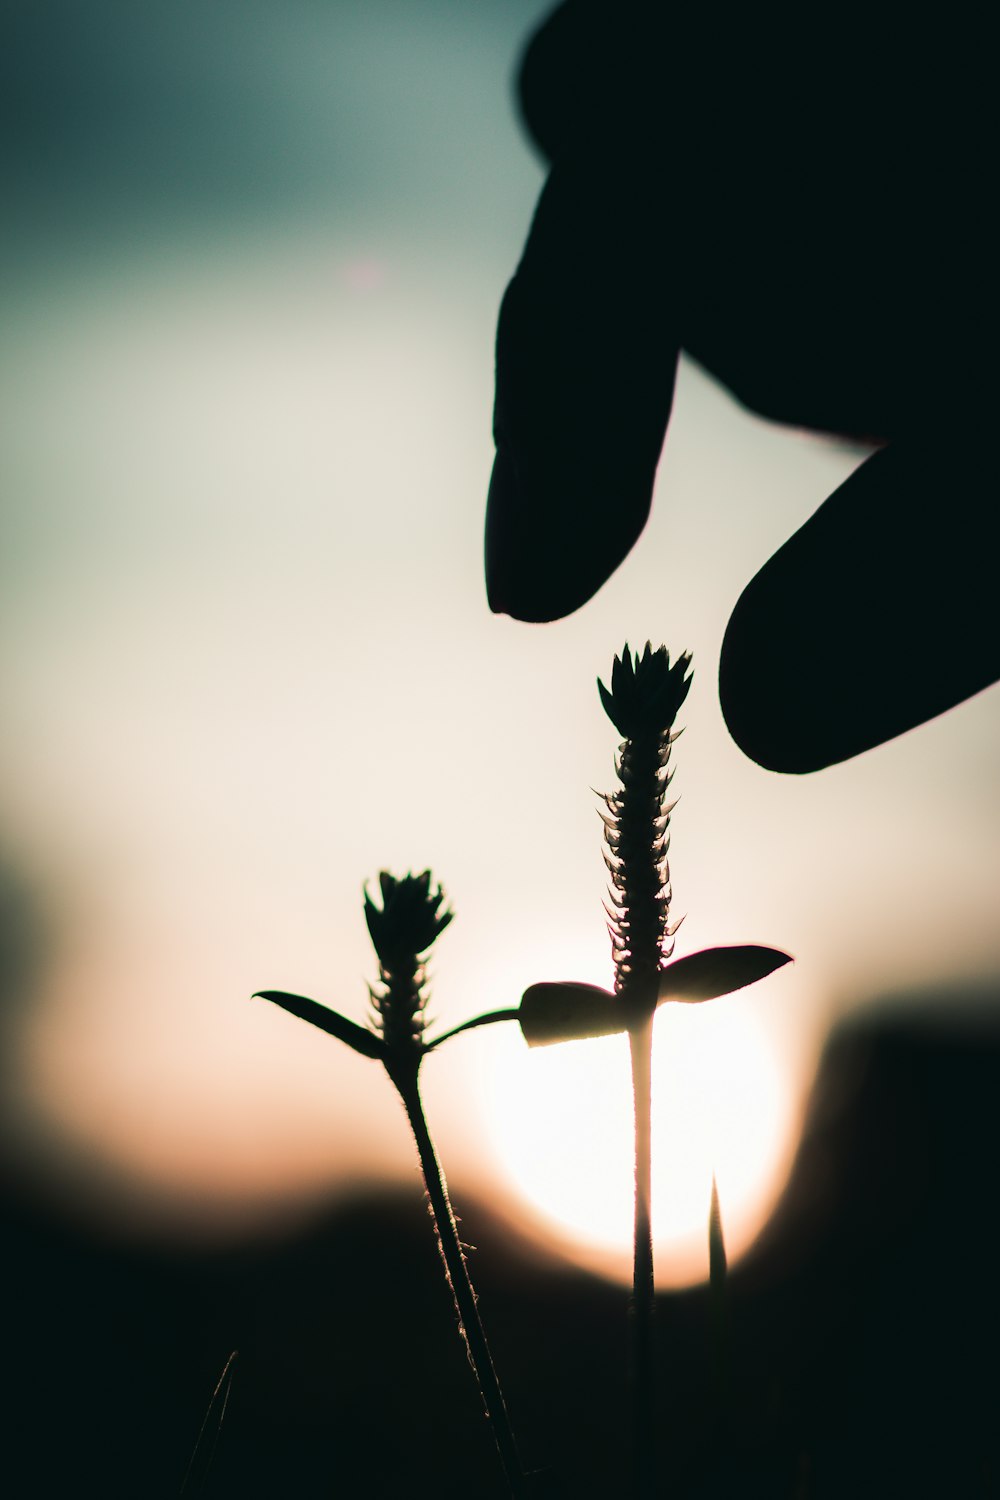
720,435,1000,773
486,154,680,621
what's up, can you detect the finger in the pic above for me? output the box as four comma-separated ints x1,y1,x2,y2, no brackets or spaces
515,6,988,449
486,155,681,621
515,1,629,164
719,436,1000,773
513,0,578,162
515,3,688,165
676,102,986,446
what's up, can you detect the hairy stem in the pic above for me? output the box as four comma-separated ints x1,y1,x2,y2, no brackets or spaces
629,1015,656,1500
397,1071,528,1500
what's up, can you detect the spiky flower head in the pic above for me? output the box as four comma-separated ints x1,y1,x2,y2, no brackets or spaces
364,870,453,969
365,870,453,1064
599,643,692,1011
598,642,692,741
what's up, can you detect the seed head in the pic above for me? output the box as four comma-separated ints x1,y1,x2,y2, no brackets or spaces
599,644,692,1009
365,870,452,967
365,871,453,1061
598,642,692,741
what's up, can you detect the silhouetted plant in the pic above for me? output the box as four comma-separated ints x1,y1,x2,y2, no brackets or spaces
462,643,791,1498
254,871,528,1499
249,648,791,1497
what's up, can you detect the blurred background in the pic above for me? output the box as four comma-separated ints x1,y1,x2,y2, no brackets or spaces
2,3,998,1495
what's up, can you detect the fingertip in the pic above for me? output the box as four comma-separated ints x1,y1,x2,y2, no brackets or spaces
720,440,1000,774
486,161,680,623
719,574,835,776
485,441,640,622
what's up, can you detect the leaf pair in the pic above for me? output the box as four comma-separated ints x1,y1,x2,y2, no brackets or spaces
442,945,791,1049
256,945,791,1057
252,987,521,1060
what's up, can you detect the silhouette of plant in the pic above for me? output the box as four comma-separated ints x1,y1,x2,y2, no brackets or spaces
254,871,528,1499
462,643,791,1498
250,648,790,1496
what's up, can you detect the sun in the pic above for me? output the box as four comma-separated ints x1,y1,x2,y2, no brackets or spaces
477,997,799,1287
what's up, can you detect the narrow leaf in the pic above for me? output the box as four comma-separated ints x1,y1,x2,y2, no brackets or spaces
709,1175,727,1293
519,982,622,1047
657,945,792,1005
709,1175,729,1413
425,1008,521,1050
180,1350,238,1497
253,991,385,1060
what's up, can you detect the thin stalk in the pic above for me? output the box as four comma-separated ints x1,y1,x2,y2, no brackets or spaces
629,1014,656,1500
179,1349,238,1497
396,1071,528,1500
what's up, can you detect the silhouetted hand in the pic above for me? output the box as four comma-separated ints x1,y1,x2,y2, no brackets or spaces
486,1,997,772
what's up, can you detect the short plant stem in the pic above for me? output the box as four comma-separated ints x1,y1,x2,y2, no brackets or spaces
397,1072,528,1500
629,1016,656,1500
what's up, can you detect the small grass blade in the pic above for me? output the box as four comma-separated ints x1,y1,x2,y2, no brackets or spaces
180,1349,238,1496
709,1176,728,1414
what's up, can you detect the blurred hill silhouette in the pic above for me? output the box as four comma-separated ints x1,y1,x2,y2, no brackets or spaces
3,991,998,1498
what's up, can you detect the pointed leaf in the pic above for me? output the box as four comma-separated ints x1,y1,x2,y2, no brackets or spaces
519,982,622,1047
709,1175,728,1292
709,1175,728,1407
425,1008,521,1051
253,991,386,1060
657,946,792,1005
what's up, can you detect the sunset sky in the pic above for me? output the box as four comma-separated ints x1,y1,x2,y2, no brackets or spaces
2,0,998,1287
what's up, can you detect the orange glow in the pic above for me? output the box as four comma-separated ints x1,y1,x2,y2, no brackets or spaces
15,936,416,1237
479,999,800,1287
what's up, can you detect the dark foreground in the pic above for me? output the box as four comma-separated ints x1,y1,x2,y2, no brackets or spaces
4,992,998,1499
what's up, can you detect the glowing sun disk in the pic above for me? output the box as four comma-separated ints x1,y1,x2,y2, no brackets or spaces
479,999,797,1287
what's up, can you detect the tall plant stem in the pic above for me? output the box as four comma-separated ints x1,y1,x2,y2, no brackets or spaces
396,1071,528,1500
629,1015,656,1500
